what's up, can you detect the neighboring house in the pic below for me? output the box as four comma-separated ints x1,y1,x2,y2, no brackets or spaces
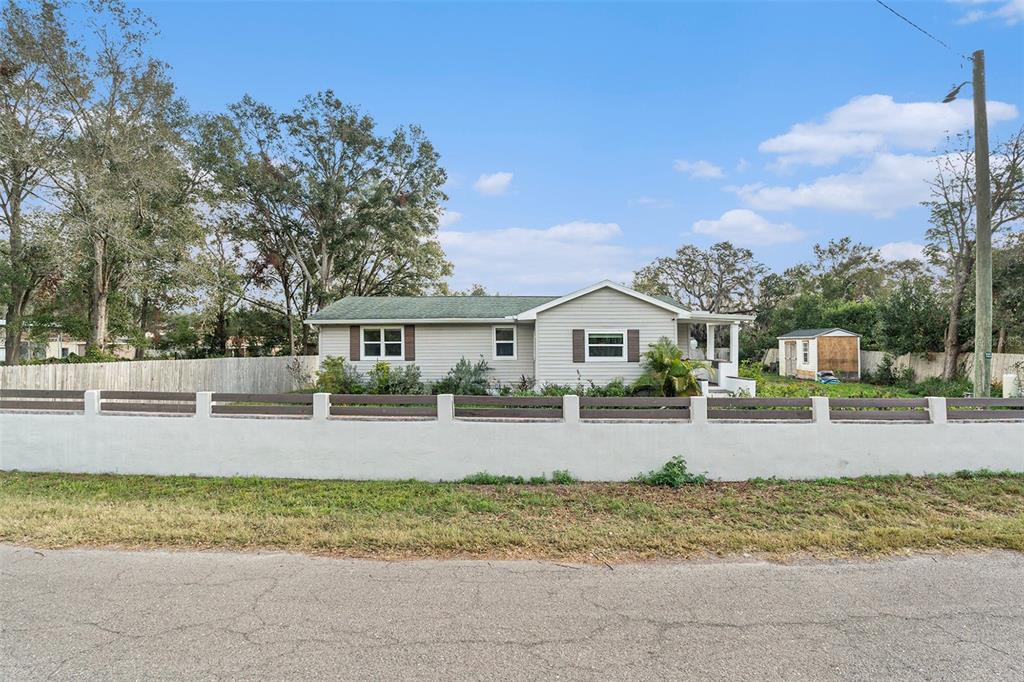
0,319,135,364
778,328,861,380
307,281,754,394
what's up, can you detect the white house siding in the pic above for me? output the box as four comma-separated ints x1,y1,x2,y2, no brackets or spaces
317,323,535,384
534,288,678,385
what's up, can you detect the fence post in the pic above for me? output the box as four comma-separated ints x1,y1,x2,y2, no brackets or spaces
313,392,330,421
194,391,213,419
563,394,580,424
436,394,454,423
84,389,101,418
811,396,830,425
689,396,708,424
927,397,947,425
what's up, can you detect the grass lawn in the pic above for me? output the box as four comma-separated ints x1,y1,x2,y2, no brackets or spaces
2,471,1022,562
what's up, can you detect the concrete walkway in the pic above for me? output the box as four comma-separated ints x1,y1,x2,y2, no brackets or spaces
2,546,1022,680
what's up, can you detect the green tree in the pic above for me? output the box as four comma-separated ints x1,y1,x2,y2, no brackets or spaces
633,241,766,313
877,277,946,356
633,337,700,397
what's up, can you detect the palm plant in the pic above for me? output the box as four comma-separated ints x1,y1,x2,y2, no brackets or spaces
632,337,702,397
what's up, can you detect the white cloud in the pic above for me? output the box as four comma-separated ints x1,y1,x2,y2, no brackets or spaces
438,209,462,228
473,171,514,196
631,196,674,208
954,0,1024,25
735,153,938,216
736,158,750,172
759,94,1018,167
439,220,649,292
879,241,926,261
673,159,725,179
691,209,804,246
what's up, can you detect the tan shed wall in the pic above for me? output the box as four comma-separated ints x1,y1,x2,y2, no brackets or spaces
816,335,860,378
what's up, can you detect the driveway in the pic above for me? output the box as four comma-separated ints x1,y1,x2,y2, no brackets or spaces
2,546,1022,680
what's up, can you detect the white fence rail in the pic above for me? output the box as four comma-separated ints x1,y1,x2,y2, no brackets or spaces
0,356,319,393
2,393,1021,482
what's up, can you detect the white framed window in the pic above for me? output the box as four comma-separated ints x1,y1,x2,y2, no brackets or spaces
586,330,626,361
801,340,810,364
363,327,404,359
493,326,517,359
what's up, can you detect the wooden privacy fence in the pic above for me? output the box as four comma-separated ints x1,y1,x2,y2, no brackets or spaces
2,390,1024,422
0,356,319,393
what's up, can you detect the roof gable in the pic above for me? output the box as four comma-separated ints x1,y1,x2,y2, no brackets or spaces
778,327,860,339
514,281,687,320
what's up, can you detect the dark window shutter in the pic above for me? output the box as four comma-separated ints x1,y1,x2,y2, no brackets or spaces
627,329,640,362
404,325,416,361
572,329,585,363
349,325,360,361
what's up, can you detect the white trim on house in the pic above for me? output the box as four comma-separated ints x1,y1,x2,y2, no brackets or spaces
492,324,517,360
585,328,627,362
361,326,404,360
307,317,515,325
514,280,686,320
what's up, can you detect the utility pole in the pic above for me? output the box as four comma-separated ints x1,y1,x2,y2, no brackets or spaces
972,49,993,397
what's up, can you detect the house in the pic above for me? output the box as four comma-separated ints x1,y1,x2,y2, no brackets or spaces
307,280,755,394
778,328,861,380
0,319,135,364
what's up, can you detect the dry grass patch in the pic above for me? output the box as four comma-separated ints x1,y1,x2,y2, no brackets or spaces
1,471,1022,562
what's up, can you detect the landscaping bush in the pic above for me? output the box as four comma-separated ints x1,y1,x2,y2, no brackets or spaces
432,357,492,395
461,472,526,485
550,469,578,484
368,361,425,394
315,356,365,394
633,456,708,488
632,337,701,397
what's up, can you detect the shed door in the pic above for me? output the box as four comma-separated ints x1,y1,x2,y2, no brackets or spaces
784,341,797,376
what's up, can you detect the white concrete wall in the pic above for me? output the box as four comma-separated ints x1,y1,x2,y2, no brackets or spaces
533,288,677,385
318,323,536,385
2,397,1021,482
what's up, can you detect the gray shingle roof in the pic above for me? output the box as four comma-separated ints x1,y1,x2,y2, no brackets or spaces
309,296,559,321
777,327,860,339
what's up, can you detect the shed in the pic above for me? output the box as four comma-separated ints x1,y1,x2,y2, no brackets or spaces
777,328,861,380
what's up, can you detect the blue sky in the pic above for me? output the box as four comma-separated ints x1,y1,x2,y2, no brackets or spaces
135,0,1024,293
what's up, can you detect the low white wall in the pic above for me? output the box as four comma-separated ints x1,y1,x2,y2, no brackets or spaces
2,395,1021,482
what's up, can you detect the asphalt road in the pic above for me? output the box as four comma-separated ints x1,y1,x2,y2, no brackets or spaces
2,546,1022,681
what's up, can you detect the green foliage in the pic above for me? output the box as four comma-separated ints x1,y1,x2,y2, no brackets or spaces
877,278,946,355
550,469,578,484
633,456,708,488
314,357,365,394
28,347,122,365
872,354,916,388
368,361,425,395
633,337,700,397
460,470,578,485
432,358,492,395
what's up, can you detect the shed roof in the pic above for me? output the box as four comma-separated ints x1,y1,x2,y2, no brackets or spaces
777,327,861,339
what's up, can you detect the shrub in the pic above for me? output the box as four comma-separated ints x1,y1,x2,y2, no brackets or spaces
872,353,915,387
432,357,492,395
315,356,365,394
633,456,708,488
461,472,525,485
550,469,577,484
906,376,972,397
368,361,424,394
632,337,700,397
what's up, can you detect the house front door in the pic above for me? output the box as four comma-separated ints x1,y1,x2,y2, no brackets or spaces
784,341,796,376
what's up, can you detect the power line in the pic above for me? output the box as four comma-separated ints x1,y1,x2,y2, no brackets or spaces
874,0,968,60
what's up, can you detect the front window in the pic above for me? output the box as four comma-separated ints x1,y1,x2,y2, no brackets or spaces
494,326,516,359
363,327,403,358
587,330,625,361
801,340,810,363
